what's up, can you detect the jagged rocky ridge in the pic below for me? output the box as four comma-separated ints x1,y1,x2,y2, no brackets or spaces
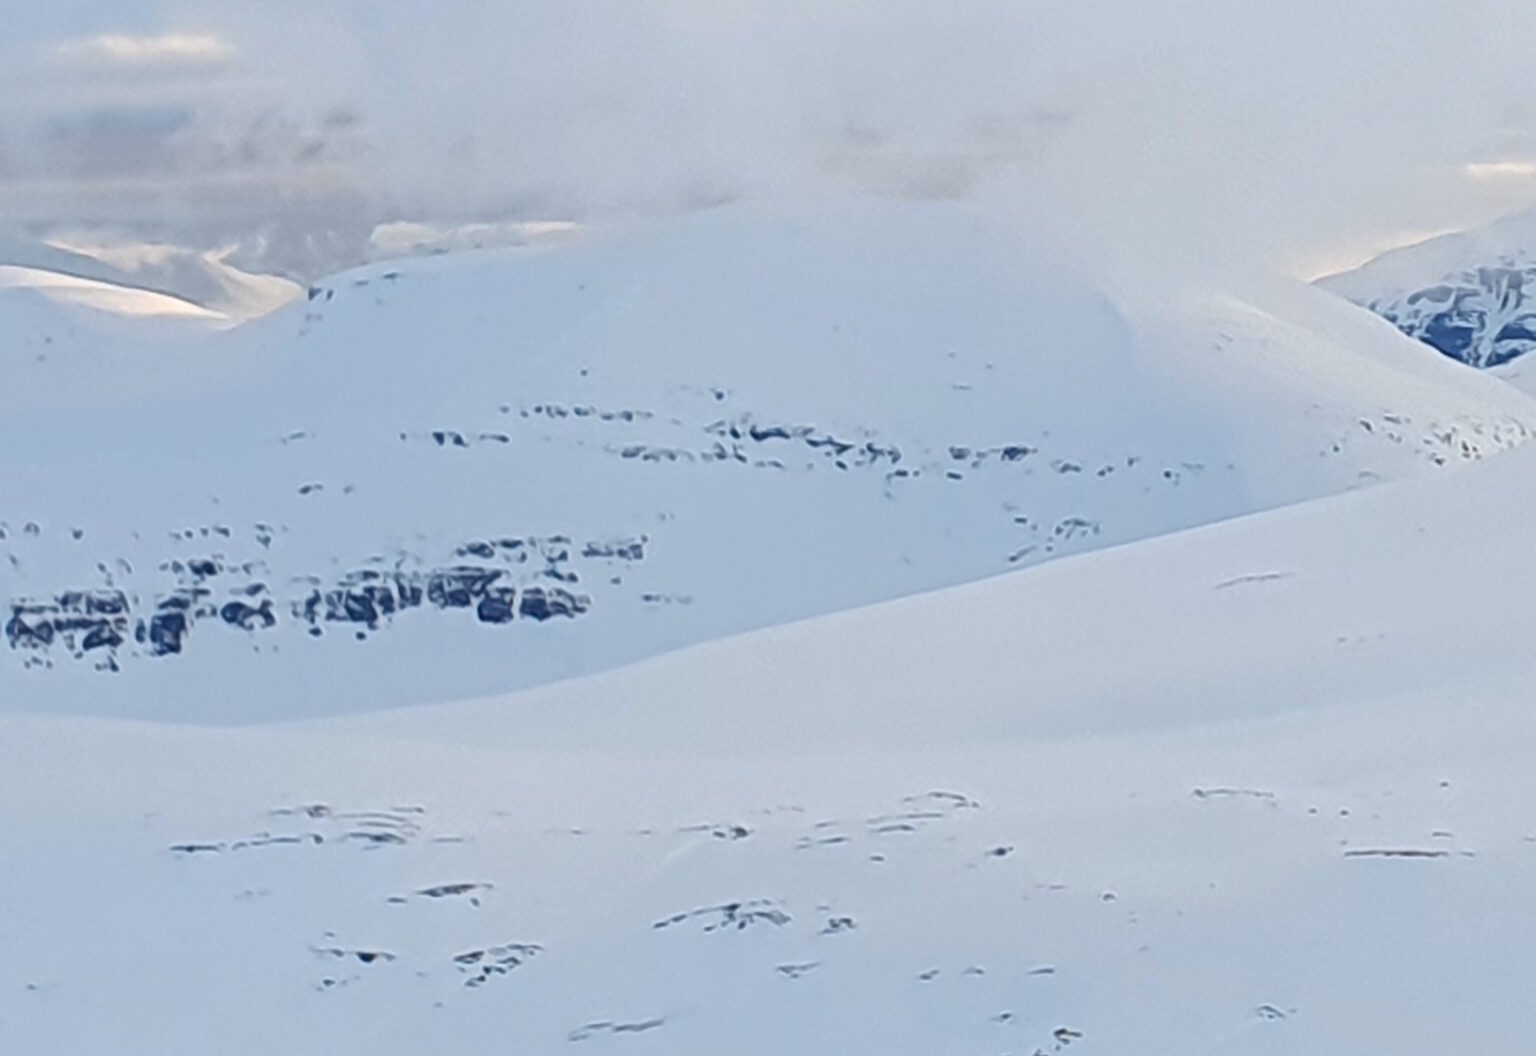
5,531,619,670
1316,209,1536,369
1330,262,1536,368
7,392,1519,676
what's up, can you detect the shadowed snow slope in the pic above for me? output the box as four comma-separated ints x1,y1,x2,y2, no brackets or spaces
4,437,1536,1053
3,199,1534,722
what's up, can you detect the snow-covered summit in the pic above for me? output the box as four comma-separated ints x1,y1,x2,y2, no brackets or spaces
2,199,1532,721
1318,208,1536,369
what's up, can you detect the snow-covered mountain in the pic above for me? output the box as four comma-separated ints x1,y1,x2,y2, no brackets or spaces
9,197,1536,1054
0,232,304,321
0,265,230,383
0,265,225,323
1318,208,1536,370
6,399,1536,1054
4,200,1533,722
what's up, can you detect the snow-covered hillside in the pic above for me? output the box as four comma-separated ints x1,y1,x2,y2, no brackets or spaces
7,198,1536,1055
1319,208,1536,370
0,266,226,322
0,232,304,321
5,423,1536,1054
4,200,1533,721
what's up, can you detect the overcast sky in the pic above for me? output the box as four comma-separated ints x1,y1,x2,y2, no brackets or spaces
3,1,1536,279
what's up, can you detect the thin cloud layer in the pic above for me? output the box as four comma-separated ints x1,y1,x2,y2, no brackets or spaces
0,1,1535,283
50,31,235,73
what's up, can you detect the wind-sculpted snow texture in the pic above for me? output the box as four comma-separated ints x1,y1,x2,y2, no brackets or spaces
2,201,1533,720
4,726,1529,1056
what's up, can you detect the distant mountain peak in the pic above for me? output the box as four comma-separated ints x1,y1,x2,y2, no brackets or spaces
1318,210,1536,369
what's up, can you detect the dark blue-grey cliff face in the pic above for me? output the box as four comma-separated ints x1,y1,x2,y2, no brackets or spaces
1355,263,1536,368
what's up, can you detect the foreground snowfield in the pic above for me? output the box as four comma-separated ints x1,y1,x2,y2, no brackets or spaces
7,434,1536,1052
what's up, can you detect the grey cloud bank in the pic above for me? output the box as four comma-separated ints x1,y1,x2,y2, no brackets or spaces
2,0,1536,290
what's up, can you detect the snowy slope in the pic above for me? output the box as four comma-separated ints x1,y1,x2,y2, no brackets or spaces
0,266,226,322
0,232,303,320
4,199,1534,721
1318,207,1536,369
0,265,229,370
5,437,1536,1053
0,267,245,426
